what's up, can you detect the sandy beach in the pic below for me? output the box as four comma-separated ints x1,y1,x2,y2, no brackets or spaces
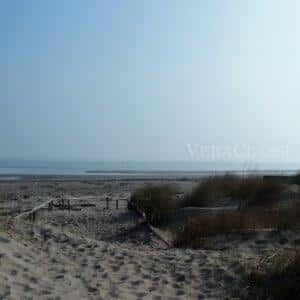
0,178,300,299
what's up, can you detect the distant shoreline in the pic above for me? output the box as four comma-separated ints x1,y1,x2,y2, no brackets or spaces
0,169,298,182
85,169,297,174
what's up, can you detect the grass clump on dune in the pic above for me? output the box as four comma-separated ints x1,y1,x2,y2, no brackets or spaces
184,175,284,209
129,185,173,226
184,174,240,207
173,212,255,248
173,204,300,248
246,251,300,300
237,177,284,209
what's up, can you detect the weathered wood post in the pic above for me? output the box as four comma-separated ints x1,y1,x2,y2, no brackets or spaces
67,199,70,211
116,199,119,210
106,197,109,210
32,211,36,222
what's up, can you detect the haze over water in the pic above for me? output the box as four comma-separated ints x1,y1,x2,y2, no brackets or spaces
0,160,299,176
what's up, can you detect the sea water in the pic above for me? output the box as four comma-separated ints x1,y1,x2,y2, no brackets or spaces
0,160,299,177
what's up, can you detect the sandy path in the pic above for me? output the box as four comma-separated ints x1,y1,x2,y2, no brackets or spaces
0,220,244,300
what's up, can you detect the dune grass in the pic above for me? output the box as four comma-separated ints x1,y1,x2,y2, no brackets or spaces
246,251,300,300
292,173,300,185
174,204,300,248
184,175,285,209
183,174,240,207
129,185,173,226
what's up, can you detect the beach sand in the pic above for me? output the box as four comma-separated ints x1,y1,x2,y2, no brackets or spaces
1,179,300,299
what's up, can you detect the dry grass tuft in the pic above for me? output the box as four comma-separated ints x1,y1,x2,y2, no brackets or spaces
184,174,240,207
237,177,284,208
129,185,173,226
246,251,300,299
184,175,285,209
174,205,300,248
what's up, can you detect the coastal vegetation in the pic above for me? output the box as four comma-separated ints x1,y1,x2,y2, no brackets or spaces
128,175,300,250
246,251,300,300
173,175,299,248
173,205,300,248
183,175,284,209
129,185,173,226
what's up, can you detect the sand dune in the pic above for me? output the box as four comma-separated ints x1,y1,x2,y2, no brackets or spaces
1,180,300,299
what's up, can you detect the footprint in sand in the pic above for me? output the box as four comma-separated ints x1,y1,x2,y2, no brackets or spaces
94,264,104,272
111,265,120,272
11,269,18,276
135,291,147,298
13,252,22,259
30,276,38,284
81,259,88,268
131,279,143,287
142,273,150,280
120,274,128,282
176,289,185,296
174,273,185,282
205,280,218,289
23,283,33,292
87,286,98,294
40,289,52,296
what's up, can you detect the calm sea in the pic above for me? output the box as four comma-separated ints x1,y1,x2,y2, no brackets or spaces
0,160,299,177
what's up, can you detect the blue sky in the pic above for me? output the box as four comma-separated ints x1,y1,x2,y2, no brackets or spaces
1,0,300,163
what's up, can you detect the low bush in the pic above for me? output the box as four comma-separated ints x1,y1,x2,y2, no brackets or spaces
129,185,173,226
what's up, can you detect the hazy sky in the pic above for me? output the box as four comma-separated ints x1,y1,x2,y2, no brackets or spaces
1,0,300,162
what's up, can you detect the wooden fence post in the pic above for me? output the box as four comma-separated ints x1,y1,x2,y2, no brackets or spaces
106,197,109,209
116,199,119,210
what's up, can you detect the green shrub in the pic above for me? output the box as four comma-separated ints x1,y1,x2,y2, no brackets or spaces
129,185,173,226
